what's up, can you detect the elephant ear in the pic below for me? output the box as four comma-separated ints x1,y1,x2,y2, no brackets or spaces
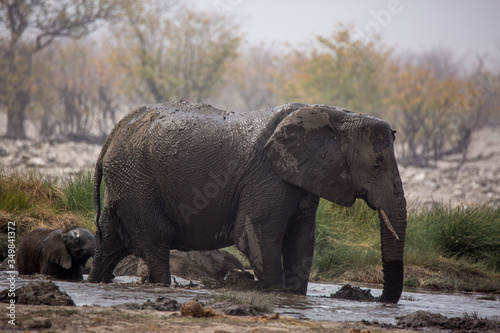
43,230,73,270
265,106,356,207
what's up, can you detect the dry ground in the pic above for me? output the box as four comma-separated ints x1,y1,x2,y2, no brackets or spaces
1,304,417,333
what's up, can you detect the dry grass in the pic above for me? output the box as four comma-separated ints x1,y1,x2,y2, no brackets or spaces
0,168,91,261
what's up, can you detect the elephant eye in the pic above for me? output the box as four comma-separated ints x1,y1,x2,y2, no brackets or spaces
373,164,383,174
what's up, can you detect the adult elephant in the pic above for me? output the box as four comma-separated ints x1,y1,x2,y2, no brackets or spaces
88,101,407,303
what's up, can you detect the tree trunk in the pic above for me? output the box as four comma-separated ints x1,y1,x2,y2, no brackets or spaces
5,89,30,139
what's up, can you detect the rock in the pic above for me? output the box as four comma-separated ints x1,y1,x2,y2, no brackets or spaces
0,281,75,306
115,296,181,311
180,299,216,317
330,284,376,301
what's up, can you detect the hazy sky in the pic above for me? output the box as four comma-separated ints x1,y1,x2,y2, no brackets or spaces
185,0,500,69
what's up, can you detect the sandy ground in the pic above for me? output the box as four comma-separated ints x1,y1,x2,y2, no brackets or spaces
1,126,499,209
1,304,416,333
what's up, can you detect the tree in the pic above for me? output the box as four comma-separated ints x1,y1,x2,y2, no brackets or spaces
112,3,241,104
30,39,125,141
0,0,123,139
217,45,280,111
275,25,392,116
390,52,495,165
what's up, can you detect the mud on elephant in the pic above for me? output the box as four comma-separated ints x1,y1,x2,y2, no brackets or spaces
89,101,407,303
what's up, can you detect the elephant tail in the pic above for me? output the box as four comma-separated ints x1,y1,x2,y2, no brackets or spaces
94,157,103,238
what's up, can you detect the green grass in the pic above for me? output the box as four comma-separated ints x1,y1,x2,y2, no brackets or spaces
314,199,500,292
312,200,382,282
59,170,104,229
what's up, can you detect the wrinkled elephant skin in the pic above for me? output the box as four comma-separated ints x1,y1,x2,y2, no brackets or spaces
89,101,407,303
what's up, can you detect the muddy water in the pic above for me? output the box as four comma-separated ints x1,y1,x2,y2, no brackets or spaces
2,272,499,324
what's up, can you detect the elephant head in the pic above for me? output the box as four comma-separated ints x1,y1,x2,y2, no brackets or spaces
265,106,407,303
44,227,96,269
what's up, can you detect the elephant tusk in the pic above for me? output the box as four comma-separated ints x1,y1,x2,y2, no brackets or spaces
379,208,399,240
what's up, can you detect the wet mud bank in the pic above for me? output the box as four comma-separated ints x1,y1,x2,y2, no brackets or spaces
1,277,499,332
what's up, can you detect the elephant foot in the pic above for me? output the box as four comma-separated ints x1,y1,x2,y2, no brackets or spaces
88,268,115,283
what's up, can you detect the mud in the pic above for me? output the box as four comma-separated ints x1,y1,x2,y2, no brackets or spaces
1,276,500,332
115,296,181,311
1,304,419,333
0,281,75,306
330,284,376,301
395,310,500,332
211,300,260,316
223,269,261,291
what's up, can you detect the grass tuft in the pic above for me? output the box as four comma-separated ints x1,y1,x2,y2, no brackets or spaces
212,291,274,313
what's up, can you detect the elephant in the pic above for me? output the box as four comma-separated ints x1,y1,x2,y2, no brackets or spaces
88,100,407,303
17,227,95,281
111,250,244,282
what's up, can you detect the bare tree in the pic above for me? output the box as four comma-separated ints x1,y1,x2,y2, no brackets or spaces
31,40,125,142
113,3,241,104
0,0,123,139
417,47,463,80
216,45,280,111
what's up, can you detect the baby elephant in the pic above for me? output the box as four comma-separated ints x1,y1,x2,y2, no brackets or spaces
17,227,95,281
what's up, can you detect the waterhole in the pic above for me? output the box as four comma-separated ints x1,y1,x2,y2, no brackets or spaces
1,272,498,324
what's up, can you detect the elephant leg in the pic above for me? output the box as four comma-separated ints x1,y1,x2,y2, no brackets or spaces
233,189,293,291
282,194,319,294
137,210,174,285
234,222,284,291
282,215,316,294
89,208,130,283
141,242,172,284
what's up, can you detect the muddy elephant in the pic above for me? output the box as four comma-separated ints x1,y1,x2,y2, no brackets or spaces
17,227,95,281
112,250,244,282
89,101,407,303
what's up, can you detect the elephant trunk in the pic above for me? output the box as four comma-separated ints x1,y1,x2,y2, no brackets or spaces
378,176,407,303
